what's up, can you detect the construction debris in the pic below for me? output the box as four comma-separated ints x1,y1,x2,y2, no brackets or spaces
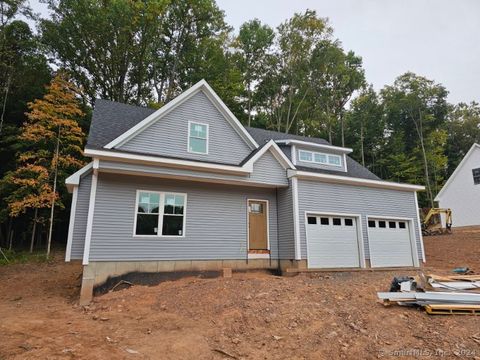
378,273,480,315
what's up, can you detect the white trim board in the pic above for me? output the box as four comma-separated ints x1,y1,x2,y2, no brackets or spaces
414,191,426,262
65,162,93,193
65,186,79,262
104,80,259,150
82,170,98,265
275,139,353,154
435,143,480,201
85,139,295,177
288,170,425,192
291,177,301,260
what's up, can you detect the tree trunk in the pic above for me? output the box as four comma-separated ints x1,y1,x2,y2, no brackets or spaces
340,113,345,148
8,229,13,250
360,124,365,167
47,127,61,259
0,74,11,136
30,208,38,253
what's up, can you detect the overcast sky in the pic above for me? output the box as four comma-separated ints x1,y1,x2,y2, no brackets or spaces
30,0,479,104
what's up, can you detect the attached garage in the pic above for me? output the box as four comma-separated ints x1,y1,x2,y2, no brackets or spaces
305,213,363,268
367,218,416,267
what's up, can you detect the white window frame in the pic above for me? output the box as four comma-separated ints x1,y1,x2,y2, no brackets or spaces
133,189,187,238
188,121,209,155
298,149,342,167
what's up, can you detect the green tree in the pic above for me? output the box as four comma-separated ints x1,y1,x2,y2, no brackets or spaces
4,73,85,255
381,72,449,206
308,40,365,145
445,102,480,174
345,86,384,169
233,19,275,125
41,0,168,105
258,10,332,134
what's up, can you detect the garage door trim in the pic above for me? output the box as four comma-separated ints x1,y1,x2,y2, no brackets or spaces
304,211,366,268
366,215,419,267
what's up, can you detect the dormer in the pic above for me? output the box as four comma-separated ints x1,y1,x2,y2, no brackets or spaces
275,139,352,173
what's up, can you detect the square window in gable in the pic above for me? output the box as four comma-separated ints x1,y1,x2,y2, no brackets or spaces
188,122,208,154
473,168,480,185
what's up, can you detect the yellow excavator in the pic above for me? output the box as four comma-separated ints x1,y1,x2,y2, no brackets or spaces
421,208,453,236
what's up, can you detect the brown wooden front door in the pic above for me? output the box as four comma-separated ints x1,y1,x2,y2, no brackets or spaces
248,200,268,250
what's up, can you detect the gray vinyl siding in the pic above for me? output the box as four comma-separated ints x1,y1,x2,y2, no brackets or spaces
249,151,288,186
277,181,295,259
295,146,347,172
70,173,92,259
118,90,253,164
297,180,422,260
88,173,279,261
99,157,289,187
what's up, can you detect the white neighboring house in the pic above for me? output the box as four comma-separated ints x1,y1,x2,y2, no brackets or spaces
435,143,480,227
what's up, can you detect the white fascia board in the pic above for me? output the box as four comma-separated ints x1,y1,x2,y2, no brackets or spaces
84,148,253,175
276,139,353,154
289,170,425,192
244,140,296,170
435,143,480,201
65,162,93,193
104,79,259,150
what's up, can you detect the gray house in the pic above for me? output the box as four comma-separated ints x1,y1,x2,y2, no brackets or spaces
65,80,425,304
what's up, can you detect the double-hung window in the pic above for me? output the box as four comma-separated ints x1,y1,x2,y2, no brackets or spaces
188,121,208,154
473,168,480,185
135,191,187,237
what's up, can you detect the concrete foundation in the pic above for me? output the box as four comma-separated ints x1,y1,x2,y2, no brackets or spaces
79,258,285,305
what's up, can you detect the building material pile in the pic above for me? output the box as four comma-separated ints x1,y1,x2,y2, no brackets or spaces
378,274,480,315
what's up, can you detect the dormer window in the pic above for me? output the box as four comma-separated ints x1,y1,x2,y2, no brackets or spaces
298,149,342,167
188,121,208,154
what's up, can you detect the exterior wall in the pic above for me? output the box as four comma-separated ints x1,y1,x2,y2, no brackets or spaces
438,148,480,227
297,179,423,260
70,173,92,259
295,146,347,172
118,90,253,164
99,151,289,188
277,181,295,259
249,151,288,186
87,173,280,262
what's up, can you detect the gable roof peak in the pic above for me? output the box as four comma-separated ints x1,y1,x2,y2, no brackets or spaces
103,79,259,150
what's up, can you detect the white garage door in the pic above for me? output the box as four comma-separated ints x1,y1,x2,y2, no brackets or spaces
306,214,361,268
368,218,414,267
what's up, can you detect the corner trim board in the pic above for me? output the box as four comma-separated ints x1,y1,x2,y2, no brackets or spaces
65,186,78,262
82,170,98,265
414,191,426,262
291,177,301,260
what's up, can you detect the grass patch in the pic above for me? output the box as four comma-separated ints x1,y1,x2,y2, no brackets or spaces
0,249,49,266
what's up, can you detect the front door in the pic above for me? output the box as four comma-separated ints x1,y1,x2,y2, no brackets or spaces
248,200,268,250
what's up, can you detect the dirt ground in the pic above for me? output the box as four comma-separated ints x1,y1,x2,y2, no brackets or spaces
1,229,480,360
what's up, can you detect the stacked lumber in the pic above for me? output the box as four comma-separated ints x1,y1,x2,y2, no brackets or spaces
378,273,480,315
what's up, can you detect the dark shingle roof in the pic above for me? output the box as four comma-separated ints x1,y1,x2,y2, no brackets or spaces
86,99,156,149
86,99,380,181
245,127,380,181
245,126,330,146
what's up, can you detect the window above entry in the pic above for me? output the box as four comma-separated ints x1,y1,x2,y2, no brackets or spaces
188,121,209,154
298,149,342,167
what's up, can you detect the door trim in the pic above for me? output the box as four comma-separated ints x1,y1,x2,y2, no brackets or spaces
247,199,270,255
366,215,419,267
304,211,366,268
